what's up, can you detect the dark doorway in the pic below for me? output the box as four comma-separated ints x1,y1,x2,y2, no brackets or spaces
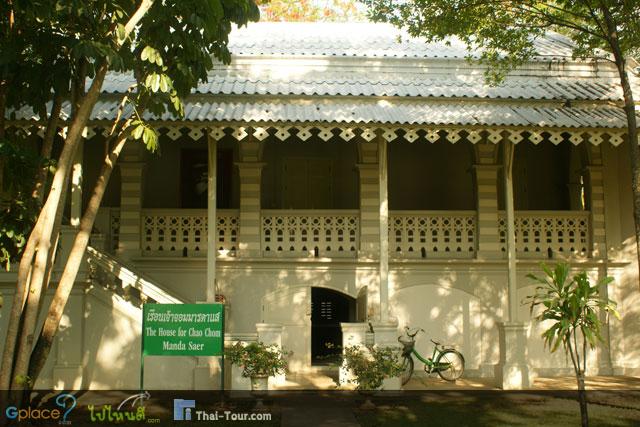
311,287,356,365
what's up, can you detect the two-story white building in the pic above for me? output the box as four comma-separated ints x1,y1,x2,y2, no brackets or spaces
2,22,640,390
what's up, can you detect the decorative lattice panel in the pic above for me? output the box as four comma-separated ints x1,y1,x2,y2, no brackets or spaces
141,209,238,257
498,211,590,257
389,211,476,258
109,209,120,252
261,211,359,257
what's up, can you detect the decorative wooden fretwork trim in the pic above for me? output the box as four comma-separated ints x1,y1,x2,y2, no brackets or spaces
7,124,633,147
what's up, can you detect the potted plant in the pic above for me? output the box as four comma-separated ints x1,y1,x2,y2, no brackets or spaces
226,341,288,391
340,344,403,391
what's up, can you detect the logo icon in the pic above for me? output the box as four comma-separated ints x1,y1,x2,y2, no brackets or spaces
173,399,195,421
55,393,77,423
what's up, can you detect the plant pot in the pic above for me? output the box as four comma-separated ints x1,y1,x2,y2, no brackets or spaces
358,390,376,410
251,375,269,392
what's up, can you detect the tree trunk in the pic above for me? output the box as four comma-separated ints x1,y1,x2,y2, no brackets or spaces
33,95,63,203
3,0,154,391
8,63,108,391
617,69,640,289
0,81,6,140
577,372,589,427
0,213,44,390
28,132,129,382
9,159,70,391
602,7,640,290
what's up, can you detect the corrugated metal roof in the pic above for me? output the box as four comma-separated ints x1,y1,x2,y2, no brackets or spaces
9,99,628,129
226,22,576,60
101,72,623,101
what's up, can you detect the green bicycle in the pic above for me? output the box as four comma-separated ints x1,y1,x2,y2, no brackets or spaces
398,326,465,385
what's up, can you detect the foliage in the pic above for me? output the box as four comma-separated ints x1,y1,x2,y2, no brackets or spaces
257,0,366,22
0,0,261,393
361,1,640,83
526,262,620,426
341,344,403,390
226,341,288,378
0,138,44,270
1,0,261,150
526,263,619,355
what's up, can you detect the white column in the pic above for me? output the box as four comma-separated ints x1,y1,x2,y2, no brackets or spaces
586,145,613,374
339,322,368,387
586,145,607,258
237,138,264,257
256,323,285,386
117,143,144,260
503,141,517,322
495,140,532,390
373,323,402,390
474,144,502,259
207,133,217,303
378,136,389,323
70,138,83,227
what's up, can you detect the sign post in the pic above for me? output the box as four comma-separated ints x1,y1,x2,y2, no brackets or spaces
141,303,225,390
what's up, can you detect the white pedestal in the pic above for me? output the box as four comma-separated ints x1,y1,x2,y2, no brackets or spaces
373,321,402,391
494,322,534,390
339,323,368,387
231,364,251,390
256,323,285,387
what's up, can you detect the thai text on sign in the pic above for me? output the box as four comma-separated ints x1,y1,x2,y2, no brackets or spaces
142,303,224,356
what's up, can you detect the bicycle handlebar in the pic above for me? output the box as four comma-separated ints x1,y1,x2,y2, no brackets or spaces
403,326,425,338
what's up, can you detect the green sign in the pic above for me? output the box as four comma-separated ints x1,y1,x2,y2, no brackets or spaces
142,303,224,356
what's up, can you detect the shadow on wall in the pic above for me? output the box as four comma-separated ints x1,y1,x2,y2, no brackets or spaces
391,269,501,375
517,257,640,376
611,237,640,374
80,285,196,389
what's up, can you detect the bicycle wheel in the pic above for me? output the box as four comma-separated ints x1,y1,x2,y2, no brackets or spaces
400,355,414,385
436,350,465,382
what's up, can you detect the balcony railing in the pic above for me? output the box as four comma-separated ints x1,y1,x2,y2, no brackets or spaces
141,209,238,257
389,211,476,259
498,210,590,258
261,210,359,258
96,208,592,260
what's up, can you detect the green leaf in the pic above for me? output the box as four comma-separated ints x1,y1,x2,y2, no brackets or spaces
132,125,145,140
116,24,127,44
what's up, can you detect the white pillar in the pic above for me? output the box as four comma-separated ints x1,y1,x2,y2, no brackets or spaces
378,136,389,323
198,132,220,390
474,143,502,259
495,140,532,390
256,323,285,386
117,143,144,259
373,323,401,390
503,141,517,322
339,323,368,387
70,138,83,227
207,133,217,303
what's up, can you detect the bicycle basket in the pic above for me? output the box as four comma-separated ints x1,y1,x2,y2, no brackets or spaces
398,338,415,356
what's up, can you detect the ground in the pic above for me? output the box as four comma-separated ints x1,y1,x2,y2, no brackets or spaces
20,376,640,426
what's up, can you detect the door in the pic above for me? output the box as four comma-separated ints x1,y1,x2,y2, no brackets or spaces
311,287,355,365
